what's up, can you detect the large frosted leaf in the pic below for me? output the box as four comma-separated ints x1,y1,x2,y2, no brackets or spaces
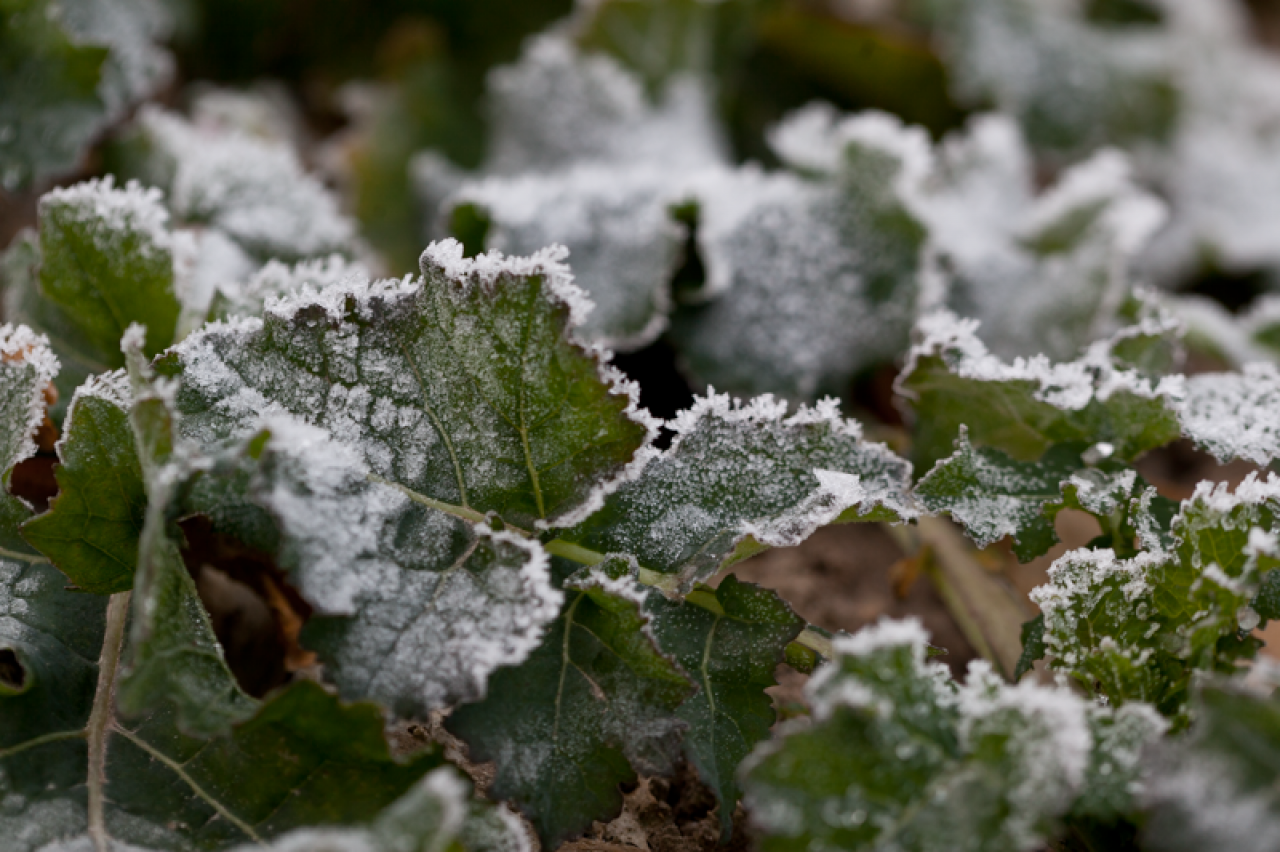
159,239,653,529
1143,683,1280,852
897,309,1184,470
0,0,172,190
447,560,694,847
130,107,358,263
742,618,1153,852
0,324,59,477
917,114,1166,361
671,105,929,400
22,372,144,595
1030,474,1280,719
248,416,562,717
645,575,803,837
561,393,914,589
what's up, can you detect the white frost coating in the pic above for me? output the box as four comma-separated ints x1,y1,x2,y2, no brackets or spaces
0,323,59,472
1145,751,1280,852
898,309,1185,411
916,115,1164,361
830,616,930,660
485,35,725,175
768,103,933,195
1180,364,1280,465
138,107,356,260
421,238,593,328
171,227,257,335
216,253,367,319
447,164,688,349
254,415,562,713
1182,473,1280,518
39,176,171,254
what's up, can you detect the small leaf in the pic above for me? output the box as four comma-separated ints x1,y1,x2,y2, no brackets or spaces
561,392,914,588
897,310,1183,471
446,559,694,847
645,575,804,837
22,372,145,595
36,177,181,360
915,427,1081,561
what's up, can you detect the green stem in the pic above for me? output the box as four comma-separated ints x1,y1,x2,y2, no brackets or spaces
0,545,50,565
0,728,86,761
366,478,835,659
87,591,130,852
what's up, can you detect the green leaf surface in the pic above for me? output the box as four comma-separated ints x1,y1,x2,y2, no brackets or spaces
1013,613,1046,682
447,559,694,847
36,177,181,361
158,239,653,530
671,105,928,401
561,393,914,588
915,428,1081,561
247,415,561,717
22,372,145,594
645,575,803,836
898,310,1183,471
743,618,1141,852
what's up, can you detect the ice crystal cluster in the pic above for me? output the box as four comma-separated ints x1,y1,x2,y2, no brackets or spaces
6,0,1280,850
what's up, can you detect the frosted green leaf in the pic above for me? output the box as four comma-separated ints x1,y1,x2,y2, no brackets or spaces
247,416,562,717
223,767,531,852
208,254,367,322
115,329,256,737
560,393,915,589
1,677,450,852
22,371,144,595
430,35,725,349
1075,702,1167,822
446,168,686,349
1178,363,1280,467
0,0,172,190
909,0,1179,160
743,618,1103,852
158,239,655,530
671,105,929,401
131,107,358,262
36,177,181,361
482,35,724,176
918,114,1166,361
1031,473,1280,717
644,575,803,837
0,324,58,477
914,427,1081,562
1143,682,1280,852
446,559,694,848
897,309,1184,470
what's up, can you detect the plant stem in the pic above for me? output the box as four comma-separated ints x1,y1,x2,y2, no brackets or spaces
366,477,835,658
87,591,130,852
